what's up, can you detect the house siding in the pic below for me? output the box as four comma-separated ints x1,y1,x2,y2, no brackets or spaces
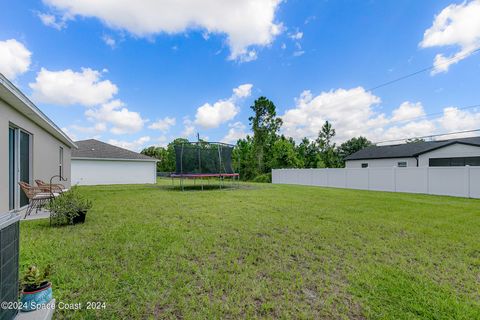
345,157,417,168
72,159,156,185
418,143,480,166
0,98,72,214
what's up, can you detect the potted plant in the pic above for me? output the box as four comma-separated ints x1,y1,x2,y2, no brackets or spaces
47,187,92,226
20,265,53,312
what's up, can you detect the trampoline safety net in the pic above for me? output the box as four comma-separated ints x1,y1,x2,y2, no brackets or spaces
174,143,235,175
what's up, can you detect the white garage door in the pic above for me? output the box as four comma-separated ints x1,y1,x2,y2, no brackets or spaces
72,159,156,185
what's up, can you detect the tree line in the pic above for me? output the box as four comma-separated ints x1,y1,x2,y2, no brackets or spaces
141,97,373,181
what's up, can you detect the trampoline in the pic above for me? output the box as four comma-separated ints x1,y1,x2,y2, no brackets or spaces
171,142,239,190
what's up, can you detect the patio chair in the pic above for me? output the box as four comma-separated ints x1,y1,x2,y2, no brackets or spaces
35,179,68,194
18,182,58,218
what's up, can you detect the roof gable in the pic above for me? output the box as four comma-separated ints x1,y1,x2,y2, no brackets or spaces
72,139,156,161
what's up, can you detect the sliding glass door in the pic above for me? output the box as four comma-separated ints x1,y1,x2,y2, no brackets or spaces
19,131,31,207
8,126,32,210
8,128,15,210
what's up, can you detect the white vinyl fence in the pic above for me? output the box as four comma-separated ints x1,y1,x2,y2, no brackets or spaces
272,167,480,199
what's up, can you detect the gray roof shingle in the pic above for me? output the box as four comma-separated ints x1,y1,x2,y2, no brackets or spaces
345,136,480,161
72,139,156,161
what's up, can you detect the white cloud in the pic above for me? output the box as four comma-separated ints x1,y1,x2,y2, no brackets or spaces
148,117,176,132
391,102,425,122
438,106,480,133
282,87,382,141
420,0,480,74
108,136,151,151
182,117,196,137
102,35,116,48
38,12,66,30
0,39,32,80
42,0,283,61
222,122,248,144
195,84,252,129
233,83,253,98
289,31,303,40
29,68,118,106
282,87,480,143
85,99,146,134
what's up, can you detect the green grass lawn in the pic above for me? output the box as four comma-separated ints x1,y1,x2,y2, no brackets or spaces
20,179,480,319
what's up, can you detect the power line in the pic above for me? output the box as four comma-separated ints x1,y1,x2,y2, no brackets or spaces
374,128,480,145
367,47,480,92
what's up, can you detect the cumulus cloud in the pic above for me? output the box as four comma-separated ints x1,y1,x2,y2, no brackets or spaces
195,84,253,129
102,35,116,48
38,12,67,30
222,122,249,144
0,39,32,80
233,84,253,98
182,117,196,137
282,87,382,141
148,117,176,132
391,102,426,122
420,0,480,74
85,99,146,134
30,68,118,106
289,31,303,40
281,87,480,144
108,136,151,151
42,0,283,61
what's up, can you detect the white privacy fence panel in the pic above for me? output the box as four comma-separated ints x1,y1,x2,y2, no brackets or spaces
272,167,480,199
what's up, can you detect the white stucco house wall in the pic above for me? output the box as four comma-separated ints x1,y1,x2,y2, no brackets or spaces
0,73,77,215
345,137,480,168
71,139,157,185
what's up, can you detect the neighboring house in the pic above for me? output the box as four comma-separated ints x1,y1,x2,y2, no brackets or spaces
0,73,77,215
345,137,480,168
71,139,157,185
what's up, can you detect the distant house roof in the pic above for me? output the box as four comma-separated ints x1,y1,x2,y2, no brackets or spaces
345,136,480,161
72,139,156,161
0,73,77,148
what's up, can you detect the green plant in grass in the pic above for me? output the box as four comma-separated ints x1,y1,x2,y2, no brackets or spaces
21,265,52,292
46,187,92,226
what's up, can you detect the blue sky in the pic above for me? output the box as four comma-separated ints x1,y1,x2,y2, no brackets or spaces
1,0,479,150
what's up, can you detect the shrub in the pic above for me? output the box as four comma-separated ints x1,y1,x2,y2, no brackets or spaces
21,265,52,292
46,187,92,226
252,173,272,183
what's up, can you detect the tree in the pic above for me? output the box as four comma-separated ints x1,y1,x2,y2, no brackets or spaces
296,137,319,168
337,136,373,163
269,136,302,169
406,138,426,144
233,135,256,180
248,97,283,175
316,121,341,168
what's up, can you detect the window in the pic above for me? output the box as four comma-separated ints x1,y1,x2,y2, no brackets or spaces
429,157,480,167
59,147,64,178
361,163,368,168
397,161,407,168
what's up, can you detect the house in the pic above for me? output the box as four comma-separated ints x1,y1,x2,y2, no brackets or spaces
0,74,76,215
71,139,157,185
345,137,480,168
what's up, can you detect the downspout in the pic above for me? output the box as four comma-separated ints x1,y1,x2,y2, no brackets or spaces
415,156,419,167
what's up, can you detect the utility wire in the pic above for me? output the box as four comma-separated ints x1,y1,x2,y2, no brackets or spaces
374,128,480,145
367,47,480,92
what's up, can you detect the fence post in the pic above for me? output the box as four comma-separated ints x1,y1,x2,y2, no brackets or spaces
467,166,471,198
393,166,397,192
426,167,430,195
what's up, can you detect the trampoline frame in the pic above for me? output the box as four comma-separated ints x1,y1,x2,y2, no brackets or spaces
170,142,240,191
